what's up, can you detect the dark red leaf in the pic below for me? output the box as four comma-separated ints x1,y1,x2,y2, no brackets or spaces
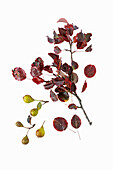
85,33,92,42
48,53,59,60
53,30,64,44
71,82,77,93
85,45,92,52
72,61,79,70
53,77,64,86
68,103,77,110
54,46,62,54
65,24,74,36
58,91,69,102
64,77,72,89
50,90,58,102
46,36,54,44
73,25,79,30
32,77,44,85
44,65,53,73
77,31,85,42
84,64,96,78
31,57,44,71
30,66,42,77
44,81,54,90
77,40,87,49
58,28,71,42
53,117,68,131
71,115,81,129
57,18,69,24
61,63,73,75
73,35,77,43
71,72,79,84
81,80,87,93
12,67,26,81
55,86,67,93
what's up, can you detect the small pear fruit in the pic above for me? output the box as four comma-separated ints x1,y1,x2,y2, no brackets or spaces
36,122,45,138
23,95,34,103
22,135,29,145
15,121,23,127
30,108,38,116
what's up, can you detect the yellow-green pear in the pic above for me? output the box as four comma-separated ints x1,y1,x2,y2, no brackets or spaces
23,95,34,103
30,108,38,116
36,123,45,138
15,121,23,127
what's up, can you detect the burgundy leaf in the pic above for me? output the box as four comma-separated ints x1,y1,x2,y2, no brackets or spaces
32,77,44,85
77,40,87,49
30,66,42,77
71,72,78,84
84,64,96,78
64,77,72,89
85,33,92,42
73,25,79,30
50,90,58,102
73,35,77,43
31,57,44,71
81,80,87,93
53,117,68,131
65,24,74,36
71,115,81,129
53,77,64,86
71,82,77,93
68,103,77,110
44,65,53,73
72,61,79,70
85,45,92,52
61,63,73,75
55,86,67,93
58,28,67,36
44,81,54,90
46,36,54,44
57,18,69,24
54,46,62,54
48,53,59,60
58,91,69,102
53,30,64,44
12,67,26,81
77,31,85,42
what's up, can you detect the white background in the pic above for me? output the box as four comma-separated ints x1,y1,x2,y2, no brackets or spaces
0,0,113,169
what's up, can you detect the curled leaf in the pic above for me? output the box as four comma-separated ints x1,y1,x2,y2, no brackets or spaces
32,77,44,85
27,115,32,124
53,77,64,86
50,90,58,102
12,67,26,81
53,117,68,131
81,80,87,93
57,18,69,24
71,115,81,129
68,103,77,110
84,64,96,78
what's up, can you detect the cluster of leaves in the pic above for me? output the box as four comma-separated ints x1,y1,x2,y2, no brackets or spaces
12,18,96,144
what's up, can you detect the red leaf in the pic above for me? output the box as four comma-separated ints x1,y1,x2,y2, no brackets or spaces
85,45,92,52
53,77,64,86
57,18,69,24
53,30,64,44
71,82,77,93
70,72,78,84
50,90,58,102
73,35,77,43
65,24,74,36
53,117,68,131
32,77,44,85
31,57,44,71
72,61,79,70
44,65,53,73
12,67,26,81
71,115,81,129
58,91,69,102
61,63,73,75
81,80,87,93
77,40,87,49
85,33,92,42
30,66,42,77
55,86,67,93
64,77,72,89
46,36,54,44
54,46,62,54
58,28,71,42
48,53,59,60
84,64,96,78
68,103,77,110
44,81,54,90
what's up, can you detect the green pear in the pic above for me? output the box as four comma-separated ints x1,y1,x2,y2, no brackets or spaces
36,122,45,137
23,95,34,103
21,135,29,145
30,108,38,116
